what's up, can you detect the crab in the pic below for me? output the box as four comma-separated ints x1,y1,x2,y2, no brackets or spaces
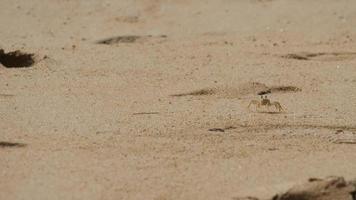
248,95,284,112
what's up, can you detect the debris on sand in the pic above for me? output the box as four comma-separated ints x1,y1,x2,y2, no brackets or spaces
233,176,356,200
282,53,310,60
258,86,302,96
333,139,356,144
281,52,356,61
132,112,160,115
208,126,237,133
96,35,167,45
208,128,225,132
330,130,356,144
114,15,139,23
171,88,216,97
97,35,141,44
0,93,15,98
233,197,259,200
170,82,268,98
0,141,26,148
269,86,302,93
0,49,35,68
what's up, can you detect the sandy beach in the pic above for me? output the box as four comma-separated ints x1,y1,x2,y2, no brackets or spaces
1,0,356,199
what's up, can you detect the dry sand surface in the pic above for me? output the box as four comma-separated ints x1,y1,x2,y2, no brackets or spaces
1,0,356,199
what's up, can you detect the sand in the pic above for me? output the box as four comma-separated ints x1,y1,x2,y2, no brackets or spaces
1,0,356,199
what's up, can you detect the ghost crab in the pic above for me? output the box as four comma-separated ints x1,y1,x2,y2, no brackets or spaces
248,93,284,113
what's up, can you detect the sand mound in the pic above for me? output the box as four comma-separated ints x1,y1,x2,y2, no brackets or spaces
171,82,300,98
234,177,356,200
258,86,302,95
171,82,268,98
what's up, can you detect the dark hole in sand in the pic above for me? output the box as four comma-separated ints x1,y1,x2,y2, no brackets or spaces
0,49,35,68
0,141,26,148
